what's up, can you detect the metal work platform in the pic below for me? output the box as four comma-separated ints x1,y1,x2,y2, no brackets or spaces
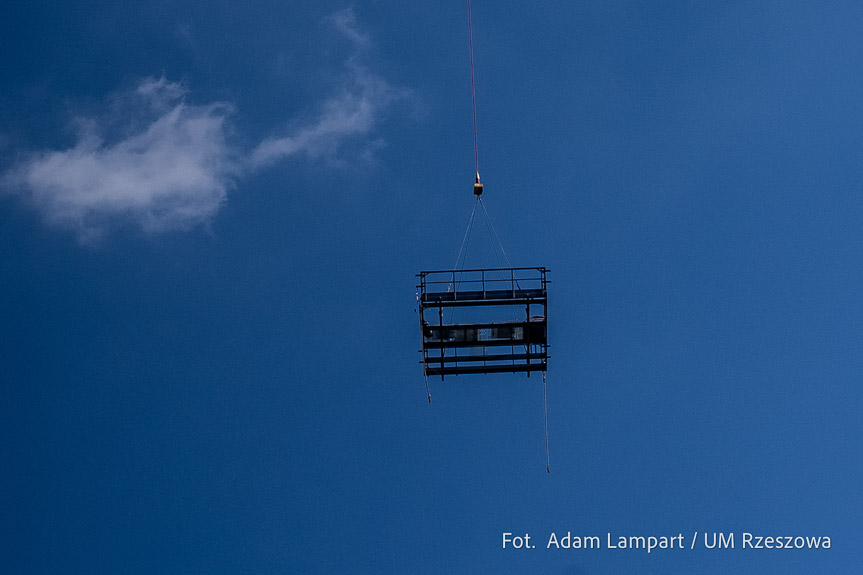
417,267,549,378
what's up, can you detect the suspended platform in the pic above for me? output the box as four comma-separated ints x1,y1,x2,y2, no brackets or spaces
418,267,549,379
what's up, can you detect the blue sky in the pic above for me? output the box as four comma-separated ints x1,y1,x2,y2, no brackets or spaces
1,1,861,573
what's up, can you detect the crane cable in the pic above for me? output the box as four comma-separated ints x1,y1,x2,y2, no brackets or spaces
452,198,479,273
468,0,480,185
543,371,550,473
466,1,512,276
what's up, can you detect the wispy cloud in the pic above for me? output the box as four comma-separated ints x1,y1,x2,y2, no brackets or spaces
1,8,410,243
3,78,236,243
250,63,407,168
327,7,371,49
250,8,409,169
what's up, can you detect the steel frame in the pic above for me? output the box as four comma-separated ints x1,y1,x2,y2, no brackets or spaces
417,267,549,378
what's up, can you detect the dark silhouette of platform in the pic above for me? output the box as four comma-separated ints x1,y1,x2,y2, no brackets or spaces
417,267,548,379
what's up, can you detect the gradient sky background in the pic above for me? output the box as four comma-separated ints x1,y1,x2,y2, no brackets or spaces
2,1,862,573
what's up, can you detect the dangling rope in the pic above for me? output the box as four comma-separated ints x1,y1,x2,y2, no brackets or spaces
468,0,479,181
478,198,514,271
448,197,479,324
543,371,550,473
423,364,432,403
417,290,432,402
478,197,521,322
453,197,480,273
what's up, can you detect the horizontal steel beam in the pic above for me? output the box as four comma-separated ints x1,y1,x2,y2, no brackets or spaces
421,352,547,364
422,288,545,300
421,297,546,309
424,363,548,376
418,266,547,276
423,338,546,349
424,320,543,330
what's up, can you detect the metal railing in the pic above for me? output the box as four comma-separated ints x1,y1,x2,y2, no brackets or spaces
417,267,548,301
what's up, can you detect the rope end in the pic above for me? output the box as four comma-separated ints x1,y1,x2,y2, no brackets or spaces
473,172,483,196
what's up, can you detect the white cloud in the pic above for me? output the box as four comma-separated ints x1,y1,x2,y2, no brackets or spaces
327,7,371,49
1,8,410,243
250,63,407,168
3,78,237,243
250,8,409,169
